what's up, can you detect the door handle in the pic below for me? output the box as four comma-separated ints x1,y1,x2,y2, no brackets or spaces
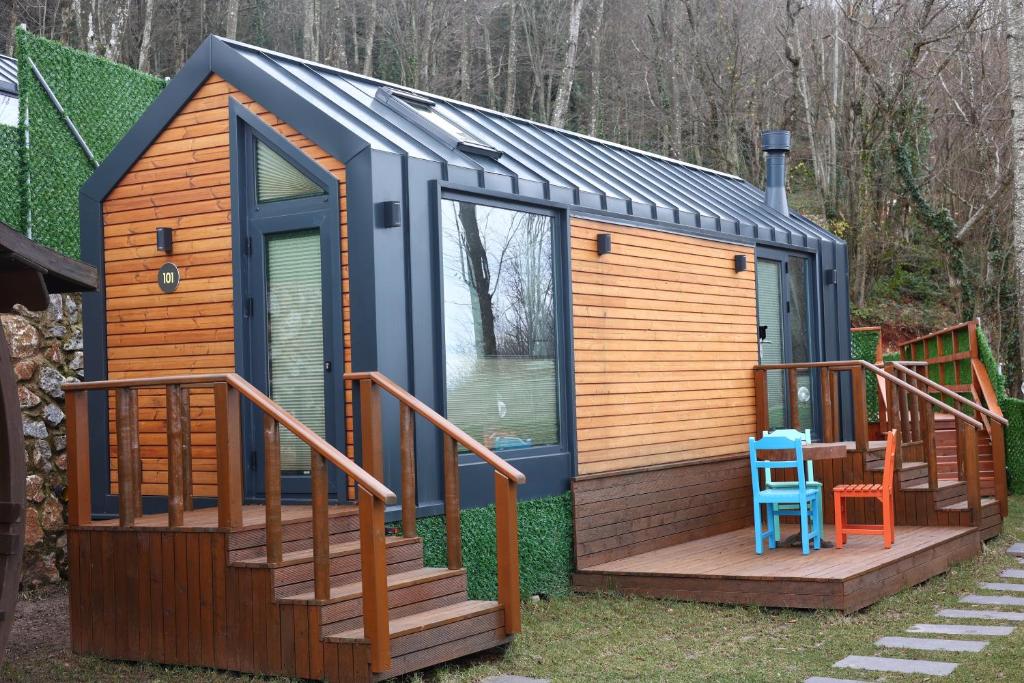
324,360,332,372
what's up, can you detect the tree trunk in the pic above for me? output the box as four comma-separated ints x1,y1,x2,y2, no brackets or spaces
504,0,519,114
362,0,378,75
137,0,156,71
224,0,240,39
303,0,319,60
587,0,604,136
105,0,130,62
550,0,585,128
1007,0,1024,391
458,203,497,357
328,0,349,69
459,0,470,101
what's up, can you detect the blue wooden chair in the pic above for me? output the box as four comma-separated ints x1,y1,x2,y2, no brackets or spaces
749,434,822,555
762,429,822,541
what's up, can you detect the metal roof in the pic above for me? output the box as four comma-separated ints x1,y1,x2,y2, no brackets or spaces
0,54,16,96
87,36,843,251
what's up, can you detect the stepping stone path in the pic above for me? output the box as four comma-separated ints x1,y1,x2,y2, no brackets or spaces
937,608,1024,621
961,594,1024,607
875,636,987,652
811,542,1024,681
834,655,958,676
908,623,1015,636
980,582,1024,592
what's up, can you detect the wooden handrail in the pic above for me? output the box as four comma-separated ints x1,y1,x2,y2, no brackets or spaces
345,371,527,484
890,361,1006,426
66,372,396,503
346,369,525,666
972,358,1005,420
755,360,983,429
900,320,975,348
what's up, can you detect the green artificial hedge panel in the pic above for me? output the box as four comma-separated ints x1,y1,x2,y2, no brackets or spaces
851,328,882,422
977,328,1024,493
410,493,573,601
0,125,19,229
16,29,165,257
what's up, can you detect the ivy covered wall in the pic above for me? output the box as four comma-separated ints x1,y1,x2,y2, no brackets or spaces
14,29,164,256
0,125,19,228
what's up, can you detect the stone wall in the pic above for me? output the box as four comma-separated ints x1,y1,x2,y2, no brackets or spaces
1,294,83,588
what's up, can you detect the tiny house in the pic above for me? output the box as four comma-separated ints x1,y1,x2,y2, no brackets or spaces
66,36,1004,682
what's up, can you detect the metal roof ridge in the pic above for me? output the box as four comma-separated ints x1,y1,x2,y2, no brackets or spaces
213,36,744,182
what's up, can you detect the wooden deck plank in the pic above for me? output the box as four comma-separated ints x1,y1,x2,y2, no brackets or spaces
575,524,979,612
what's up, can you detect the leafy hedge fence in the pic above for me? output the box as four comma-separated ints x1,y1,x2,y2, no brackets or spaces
9,29,163,256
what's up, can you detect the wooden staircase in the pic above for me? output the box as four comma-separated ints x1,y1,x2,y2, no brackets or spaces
63,371,525,682
934,414,996,497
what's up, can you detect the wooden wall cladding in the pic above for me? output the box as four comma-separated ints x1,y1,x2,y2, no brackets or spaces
101,75,352,498
570,219,758,475
572,455,753,569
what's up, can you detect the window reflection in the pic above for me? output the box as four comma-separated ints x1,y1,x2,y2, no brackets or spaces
440,199,559,451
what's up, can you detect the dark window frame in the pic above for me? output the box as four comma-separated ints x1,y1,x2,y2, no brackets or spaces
433,189,575,467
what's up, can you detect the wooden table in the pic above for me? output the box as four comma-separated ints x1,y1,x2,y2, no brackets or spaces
759,441,849,461
758,441,851,549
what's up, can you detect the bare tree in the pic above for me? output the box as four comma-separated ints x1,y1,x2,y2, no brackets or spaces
549,0,584,128
137,0,155,70
224,0,240,39
1007,0,1024,385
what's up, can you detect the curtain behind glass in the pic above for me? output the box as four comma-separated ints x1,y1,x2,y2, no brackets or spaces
440,199,559,451
255,138,325,203
266,230,326,472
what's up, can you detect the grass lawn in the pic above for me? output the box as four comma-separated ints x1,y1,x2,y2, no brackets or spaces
4,496,1023,682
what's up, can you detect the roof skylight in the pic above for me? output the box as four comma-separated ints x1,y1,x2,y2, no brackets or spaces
382,87,502,160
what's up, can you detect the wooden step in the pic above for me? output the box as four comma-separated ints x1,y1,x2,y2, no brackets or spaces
273,537,425,599
328,600,508,679
230,535,418,569
313,567,469,632
938,496,998,513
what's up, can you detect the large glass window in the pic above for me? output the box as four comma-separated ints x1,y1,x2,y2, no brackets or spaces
440,198,560,452
255,138,325,204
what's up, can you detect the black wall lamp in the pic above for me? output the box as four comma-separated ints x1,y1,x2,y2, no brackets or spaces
824,268,836,285
734,254,747,272
156,227,173,254
597,233,612,256
376,200,402,228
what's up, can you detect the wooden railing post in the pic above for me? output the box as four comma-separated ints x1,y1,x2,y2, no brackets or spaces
115,387,140,527
495,472,521,634
787,368,799,430
180,387,193,512
66,390,91,527
820,368,834,442
214,382,243,529
359,486,391,673
960,421,982,524
885,373,903,468
919,375,938,489
166,385,185,528
264,415,282,565
399,404,417,538
991,421,1008,517
753,368,768,434
851,365,869,452
311,450,330,600
443,434,462,570
359,379,383,481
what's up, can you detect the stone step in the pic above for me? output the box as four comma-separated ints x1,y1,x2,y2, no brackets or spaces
1000,569,1024,580
937,608,1024,622
908,623,1014,637
805,678,870,683
961,594,1024,607
979,582,1024,593
1008,543,1024,557
833,655,957,676
875,635,987,653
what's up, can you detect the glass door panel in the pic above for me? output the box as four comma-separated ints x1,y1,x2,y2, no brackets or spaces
787,255,814,430
265,230,326,475
756,260,786,430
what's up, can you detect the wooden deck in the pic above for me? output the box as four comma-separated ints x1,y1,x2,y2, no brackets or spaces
574,524,980,613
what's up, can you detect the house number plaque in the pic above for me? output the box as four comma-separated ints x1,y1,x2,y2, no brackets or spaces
158,262,180,293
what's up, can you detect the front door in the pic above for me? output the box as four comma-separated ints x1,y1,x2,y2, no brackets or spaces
235,119,344,501
756,249,818,435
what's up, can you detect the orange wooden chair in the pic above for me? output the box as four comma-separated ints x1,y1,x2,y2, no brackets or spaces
833,430,897,549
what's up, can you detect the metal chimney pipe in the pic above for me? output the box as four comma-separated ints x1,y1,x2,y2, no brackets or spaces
762,130,791,216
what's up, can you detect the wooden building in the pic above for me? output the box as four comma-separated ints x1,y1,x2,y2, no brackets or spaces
66,36,1006,681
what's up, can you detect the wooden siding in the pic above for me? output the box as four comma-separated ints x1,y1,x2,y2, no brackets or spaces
102,75,351,498
570,218,758,475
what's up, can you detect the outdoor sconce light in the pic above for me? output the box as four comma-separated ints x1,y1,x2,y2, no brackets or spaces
824,268,836,285
156,227,173,254
376,200,402,228
734,254,747,272
597,233,612,256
